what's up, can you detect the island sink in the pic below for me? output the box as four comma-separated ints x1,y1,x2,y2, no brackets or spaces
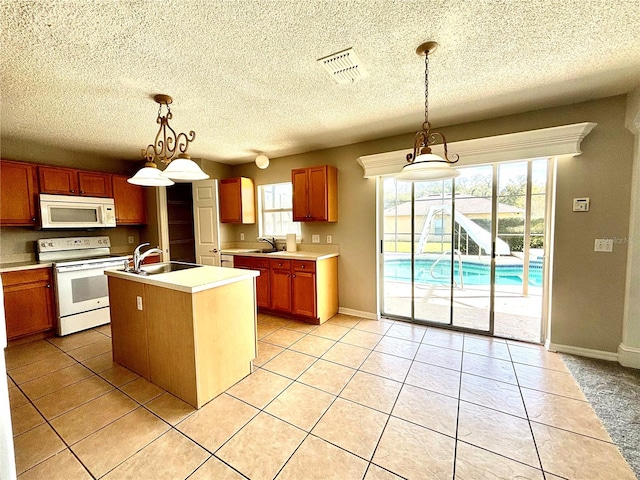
133,262,202,275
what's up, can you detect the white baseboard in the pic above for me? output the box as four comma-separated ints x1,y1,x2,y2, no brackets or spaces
547,342,618,362
338,307,377,320
618,343,640,369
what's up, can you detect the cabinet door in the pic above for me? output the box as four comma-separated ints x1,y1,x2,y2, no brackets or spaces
270,268,292,311
112,175,147,224
0,160,38,226
2,269,55,340
78,171,113,197
255,267,271,309
219,178,242,223
307,166,328,220
291,168,309,221
292,271,316,318
38,166,79,195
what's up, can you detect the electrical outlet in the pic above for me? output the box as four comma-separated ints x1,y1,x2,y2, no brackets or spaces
312,235,320,243
136,296,143,310
594,238,613,252
128,236,134,244
240,233,245,241
327,235,332,244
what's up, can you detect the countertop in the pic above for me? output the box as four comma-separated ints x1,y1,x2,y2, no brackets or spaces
223,251,339,261
0,261,52,273
105,264,259,294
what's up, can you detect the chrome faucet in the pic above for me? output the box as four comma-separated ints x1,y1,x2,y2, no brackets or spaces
133,243,163,273
257,236,277,252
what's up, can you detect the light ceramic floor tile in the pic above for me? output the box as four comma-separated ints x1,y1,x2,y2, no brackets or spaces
265,382,335,431
9,351,77,384
47,330,107,352
414,343,463,370
20,363,93,400
374,336,420,360
71,407,170,478
359,351,412,382
66,337,112,362
405,360,461,398
145,392,196,426
257,323,279,339
290,334,336,357
508,344,569,372
455,441,545,479
285,320,319,334
120,377,165,404
216,412,306,480
514,363,586,400
276,434,368,480
297,359,355,395
532,422,636,480
312,397,388,460
10,402,45,436
462,352,518,384
177,393,258,452
340,371,402,413
7,374,15,388
364,464,405,479
261,349,317,379
98,364,140,387
463,336,512,360
189,456,246,480
457,401,540,468
310,322,351,341
34,375,113,419
522,388,611,441
50,390,137,445
354,319,395,335
261,328,305,347
254,341,285,366
321,342,371,369
422,329,464,351
373,416,455,480
5,340,61,370
13,423,66,475
339,329,383,349
81,351,114,373
386,323,426,343
101,429,209,480
8,386,29,408
226,368,292,408
327,313,362,328
460,372,526,417
17,449,92,480
391,383,458,437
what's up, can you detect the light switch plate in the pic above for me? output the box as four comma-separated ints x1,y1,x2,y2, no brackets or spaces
312,235,320,243
573,198,590,212
594,238,613,252
326,235,332,244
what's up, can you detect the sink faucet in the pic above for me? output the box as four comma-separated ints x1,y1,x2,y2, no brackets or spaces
133,243,163,273
257,237,277,252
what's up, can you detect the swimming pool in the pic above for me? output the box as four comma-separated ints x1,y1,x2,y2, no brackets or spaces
384,257,543,287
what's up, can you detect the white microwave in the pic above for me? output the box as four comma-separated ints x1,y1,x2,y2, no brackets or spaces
39,194,116,229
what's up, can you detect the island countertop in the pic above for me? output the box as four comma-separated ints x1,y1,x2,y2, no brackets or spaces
105,264,259,294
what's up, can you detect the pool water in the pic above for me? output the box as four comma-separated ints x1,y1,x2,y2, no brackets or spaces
384,258,543,287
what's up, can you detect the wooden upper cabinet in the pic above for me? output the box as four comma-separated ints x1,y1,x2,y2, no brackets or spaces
291,165,337,222
0,160,38,226
39,166,112,197
112,175,147,225
219,177,255,224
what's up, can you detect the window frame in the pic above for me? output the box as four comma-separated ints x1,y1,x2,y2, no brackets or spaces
257,182,301,239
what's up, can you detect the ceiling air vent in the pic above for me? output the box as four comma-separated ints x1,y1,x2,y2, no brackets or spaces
317,48,367,84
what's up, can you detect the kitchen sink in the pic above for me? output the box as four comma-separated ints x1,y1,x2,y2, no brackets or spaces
133,262,203,275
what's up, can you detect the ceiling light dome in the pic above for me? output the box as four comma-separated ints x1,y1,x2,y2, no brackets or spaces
255,154,270,169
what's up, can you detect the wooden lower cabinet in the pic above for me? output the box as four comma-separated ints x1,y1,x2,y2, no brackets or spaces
235,255,338,324
2,268,56,340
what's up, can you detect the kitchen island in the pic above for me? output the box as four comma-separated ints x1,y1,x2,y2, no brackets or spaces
105,264,259,408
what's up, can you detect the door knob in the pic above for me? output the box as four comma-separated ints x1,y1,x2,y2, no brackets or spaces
209,249,218,253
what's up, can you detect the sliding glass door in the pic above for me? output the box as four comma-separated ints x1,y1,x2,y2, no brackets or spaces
380,159,548,342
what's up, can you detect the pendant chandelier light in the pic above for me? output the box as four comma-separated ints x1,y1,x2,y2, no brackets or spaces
128,94,209,186
396,42,460,181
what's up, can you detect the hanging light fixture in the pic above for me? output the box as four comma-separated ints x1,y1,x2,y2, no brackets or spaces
396,42,460,182
129,94,209,186
255,154,270,169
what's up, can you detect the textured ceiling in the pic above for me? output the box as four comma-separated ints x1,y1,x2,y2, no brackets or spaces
2,0,639,166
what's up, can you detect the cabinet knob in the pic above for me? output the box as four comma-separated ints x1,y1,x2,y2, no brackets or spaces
292,274,296,278
31,217,36,221
46,284,51,288
70,189,75,193
80,190,84,194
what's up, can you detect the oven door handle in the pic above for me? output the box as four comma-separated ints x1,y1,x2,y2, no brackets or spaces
56,263,125,273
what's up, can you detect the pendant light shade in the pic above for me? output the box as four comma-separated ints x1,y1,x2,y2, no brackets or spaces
397,42,460,182
160,154,209,181
128,162,175,186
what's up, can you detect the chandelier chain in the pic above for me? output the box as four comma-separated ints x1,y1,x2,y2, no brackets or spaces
424,51,429,127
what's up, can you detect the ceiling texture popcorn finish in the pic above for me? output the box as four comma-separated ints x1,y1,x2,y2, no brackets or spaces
1,0,639,165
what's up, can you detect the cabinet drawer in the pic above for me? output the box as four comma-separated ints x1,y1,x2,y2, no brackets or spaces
269,259,291,270
292,260,315,273
235,256,270,269
2,267,51,286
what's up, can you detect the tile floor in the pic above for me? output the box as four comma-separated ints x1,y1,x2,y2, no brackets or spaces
5,314,636,479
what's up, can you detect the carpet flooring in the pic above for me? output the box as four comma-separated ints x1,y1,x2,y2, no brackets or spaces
561,354,640,479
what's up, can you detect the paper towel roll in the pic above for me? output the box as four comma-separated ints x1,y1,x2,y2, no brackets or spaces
286,233,297,252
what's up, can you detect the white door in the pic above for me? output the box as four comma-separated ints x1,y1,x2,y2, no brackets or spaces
193,180,220,266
